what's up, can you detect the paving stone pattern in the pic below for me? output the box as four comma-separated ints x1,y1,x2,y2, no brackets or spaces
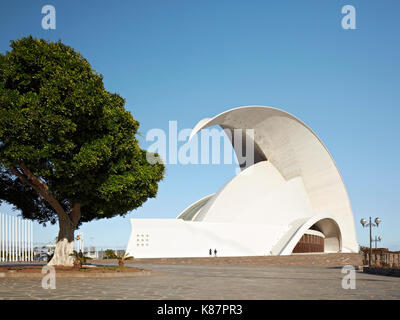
1,263,399,300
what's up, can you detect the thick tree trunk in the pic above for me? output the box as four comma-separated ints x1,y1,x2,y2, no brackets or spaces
9,164,82,266
48,218,75,266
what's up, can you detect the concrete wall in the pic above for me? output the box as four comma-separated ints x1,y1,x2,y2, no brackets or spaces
126,218,290,258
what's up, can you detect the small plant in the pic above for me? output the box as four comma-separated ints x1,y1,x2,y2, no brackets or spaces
115,251,133,267
70,250,92,269
104,249,117,259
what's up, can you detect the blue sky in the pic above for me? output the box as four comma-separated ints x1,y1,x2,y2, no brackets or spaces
0,0,399,250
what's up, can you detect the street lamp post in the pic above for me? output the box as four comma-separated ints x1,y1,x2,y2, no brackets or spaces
372,235,382,263
360,217,382,267
372,236,382,249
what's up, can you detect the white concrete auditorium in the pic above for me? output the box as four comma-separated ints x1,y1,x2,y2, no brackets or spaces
126,106,358,258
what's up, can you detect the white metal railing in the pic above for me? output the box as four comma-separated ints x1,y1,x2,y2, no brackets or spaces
0,213,34,262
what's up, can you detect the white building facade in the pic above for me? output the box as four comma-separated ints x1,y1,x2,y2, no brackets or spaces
126,106,358,258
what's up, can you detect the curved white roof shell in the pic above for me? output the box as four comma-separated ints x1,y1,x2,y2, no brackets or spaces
188,106,358,253
176,194,215,221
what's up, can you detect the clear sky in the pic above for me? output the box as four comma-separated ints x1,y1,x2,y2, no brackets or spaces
0,0,399,251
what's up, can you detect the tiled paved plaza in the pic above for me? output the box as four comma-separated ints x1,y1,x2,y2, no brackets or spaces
0,264,399,300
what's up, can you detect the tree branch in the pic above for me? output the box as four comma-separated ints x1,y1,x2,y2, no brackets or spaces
9,164,74,228
19,163,50,193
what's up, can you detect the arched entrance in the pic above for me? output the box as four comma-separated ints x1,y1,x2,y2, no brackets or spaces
292,218,342,253
292,230,325,253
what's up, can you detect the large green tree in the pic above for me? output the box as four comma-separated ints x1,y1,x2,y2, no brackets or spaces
0,36,164,265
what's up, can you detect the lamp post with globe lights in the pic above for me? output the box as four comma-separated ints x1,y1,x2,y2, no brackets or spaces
372,236,382,249
372,236,382,263
360,217,382,267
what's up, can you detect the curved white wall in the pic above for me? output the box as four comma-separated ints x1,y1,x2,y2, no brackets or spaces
195,161,314,227
126,218,289,258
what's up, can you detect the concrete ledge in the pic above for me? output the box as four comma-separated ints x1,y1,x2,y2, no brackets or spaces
93,253,362,267
363,267,400,277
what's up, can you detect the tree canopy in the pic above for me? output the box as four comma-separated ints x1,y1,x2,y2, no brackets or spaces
0,36,165,231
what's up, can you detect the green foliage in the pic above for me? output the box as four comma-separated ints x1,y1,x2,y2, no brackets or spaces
70,250,91,266
0,36,165,226
104,249,117,259
115,251,133,266
115,251,133,261
103,249,133,265
0,168,58,225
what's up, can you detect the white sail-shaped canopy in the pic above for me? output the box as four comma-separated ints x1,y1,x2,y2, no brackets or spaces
187,106,358,253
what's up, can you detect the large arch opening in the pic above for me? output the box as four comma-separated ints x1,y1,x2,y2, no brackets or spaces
292,218,342,253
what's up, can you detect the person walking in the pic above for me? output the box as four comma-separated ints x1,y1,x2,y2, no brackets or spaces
214,248,217,257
